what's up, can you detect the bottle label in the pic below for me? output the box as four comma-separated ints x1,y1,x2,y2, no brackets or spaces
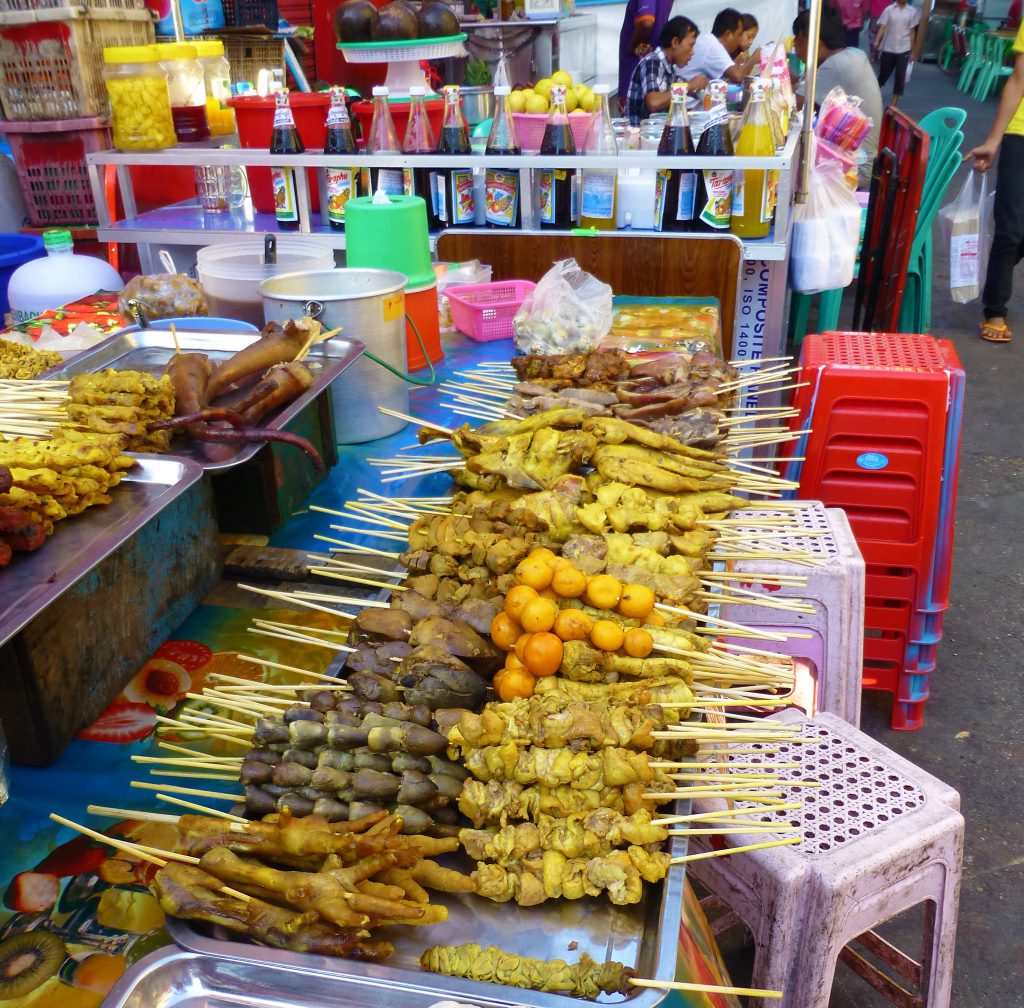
326,167,356,224
654,170,668,231
376,168,404,196
272,167,299,222
402,167,414,197
436,172,447,222
451,169,475,225
538,169,555,224
765,169,779,223
732,170,744,217
326,104,348,127
699,169,733,229
580,171,615,221
485,169,519,227
676,172,696,222
570,170,578,224
272,106,294,129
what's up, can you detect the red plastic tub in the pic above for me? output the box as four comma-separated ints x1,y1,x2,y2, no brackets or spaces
351,98,445,151
229,93,331,214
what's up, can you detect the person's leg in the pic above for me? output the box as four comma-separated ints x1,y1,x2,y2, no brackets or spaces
892,51,909,98
877,49,897,88
981,134,1024,335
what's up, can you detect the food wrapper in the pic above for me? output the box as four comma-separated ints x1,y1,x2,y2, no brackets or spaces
118,272,208,323
513,259,612,354
599,298,722,357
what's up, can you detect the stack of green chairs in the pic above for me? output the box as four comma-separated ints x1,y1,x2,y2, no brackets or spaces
897,107,967,333
971,32,1014,99
789,108,966,345
956,24,996,92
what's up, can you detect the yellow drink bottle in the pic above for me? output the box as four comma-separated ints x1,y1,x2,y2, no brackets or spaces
731,80,775,239
579,84,618,231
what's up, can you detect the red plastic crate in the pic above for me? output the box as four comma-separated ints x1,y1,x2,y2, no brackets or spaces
1,116,110,226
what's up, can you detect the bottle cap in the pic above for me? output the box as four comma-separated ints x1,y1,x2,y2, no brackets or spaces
494,85,511,96
593,84,610,95
43,229,73,253
156,42,199,60
193,40,225,57
372,86,389,97
104,44,159,64
409,85,425,95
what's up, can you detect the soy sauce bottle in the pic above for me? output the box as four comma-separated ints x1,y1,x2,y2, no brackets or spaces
484,84,522,229
538,84,576,230
436,85,475,230
654,82,698,233
270,89,303,230
365,85,403,197
693,79,734,232
402,85,442,232
324,87,358,232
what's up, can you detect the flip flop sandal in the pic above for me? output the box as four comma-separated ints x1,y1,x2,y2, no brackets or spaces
980,322,1012,343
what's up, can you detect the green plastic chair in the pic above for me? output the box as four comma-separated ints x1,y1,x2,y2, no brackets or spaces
957,23,994,92
897,109,967,332
973,32,1013,99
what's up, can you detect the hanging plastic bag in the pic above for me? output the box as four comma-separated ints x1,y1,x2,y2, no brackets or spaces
938,170,994,304
789,152,863,294
513,259,613,353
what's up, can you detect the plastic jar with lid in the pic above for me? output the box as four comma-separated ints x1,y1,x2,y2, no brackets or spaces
103,45,177,150
195,39,236,136
157,41,210,142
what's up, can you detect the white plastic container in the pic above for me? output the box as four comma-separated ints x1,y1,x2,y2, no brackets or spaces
196,238,336,326
7,230,123,324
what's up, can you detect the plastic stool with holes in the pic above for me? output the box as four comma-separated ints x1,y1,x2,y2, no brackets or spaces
688,710,963,1008
716,503,865,726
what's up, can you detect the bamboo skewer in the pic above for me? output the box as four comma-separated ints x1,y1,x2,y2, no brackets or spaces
314,535,402,558
652,804,802,826
630,978,781,1000
238,582,359,620
154,793,248,823
131,781,244,801
247,626,353,653
670,836,802,863
87,805,181,825
309,567,407,592
235,653,341,683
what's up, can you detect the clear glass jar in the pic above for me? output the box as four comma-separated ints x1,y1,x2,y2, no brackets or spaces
195,39,236,136
102,44,177,150
157,41,210,142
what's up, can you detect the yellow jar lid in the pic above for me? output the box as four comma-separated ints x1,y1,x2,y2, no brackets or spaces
156,42,199,59
104,44,160,63
193,40,225,57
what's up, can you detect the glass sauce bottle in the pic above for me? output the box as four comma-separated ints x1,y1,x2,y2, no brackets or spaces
324,87,358,232
693,79,734,233
270,89,303,231
366,85,403,197
654,82,698,232
436,85,475,230
731,79,775,239
484,84,522,229
579,83,618,231
402,85,442,231
538,83,577,230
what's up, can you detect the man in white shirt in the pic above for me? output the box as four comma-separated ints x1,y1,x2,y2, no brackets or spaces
793,6,883,188
874,0,920,102
680,7,762,89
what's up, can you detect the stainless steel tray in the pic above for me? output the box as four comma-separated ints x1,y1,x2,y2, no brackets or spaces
0,454,205,649
166,836,686,1008
44,330,365,471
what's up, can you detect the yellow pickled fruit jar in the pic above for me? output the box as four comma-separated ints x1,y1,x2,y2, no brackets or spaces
103,45,177,151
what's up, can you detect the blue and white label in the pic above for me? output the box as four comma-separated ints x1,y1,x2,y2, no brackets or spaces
856,452,889,470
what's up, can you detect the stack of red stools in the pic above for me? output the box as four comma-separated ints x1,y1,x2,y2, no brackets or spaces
781,332,964,731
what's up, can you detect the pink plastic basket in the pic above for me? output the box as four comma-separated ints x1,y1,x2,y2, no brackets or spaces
512,112,592,153
446,280,535,343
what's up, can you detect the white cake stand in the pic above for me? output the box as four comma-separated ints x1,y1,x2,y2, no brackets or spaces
338,34,469,97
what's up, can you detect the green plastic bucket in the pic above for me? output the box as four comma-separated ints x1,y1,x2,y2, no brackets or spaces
344,194,435,289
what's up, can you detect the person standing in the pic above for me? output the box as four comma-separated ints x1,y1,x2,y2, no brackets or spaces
868,0,890,59
874,0,920,103
833,0,868,48
618,0,675,108
966,21,1024,342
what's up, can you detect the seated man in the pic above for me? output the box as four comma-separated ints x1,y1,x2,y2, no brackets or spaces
680,7,762,89
793,5,883,188
626,15,700,124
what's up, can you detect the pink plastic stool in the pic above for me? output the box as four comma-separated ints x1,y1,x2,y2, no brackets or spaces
687,711,963,1008
717,503,865,726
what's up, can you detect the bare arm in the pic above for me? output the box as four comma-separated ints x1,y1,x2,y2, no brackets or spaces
628,18,655,56
724,47,761,82
967,51,1024,171
644,89,672,113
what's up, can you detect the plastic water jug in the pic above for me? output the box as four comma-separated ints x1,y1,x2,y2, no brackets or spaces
7,230,123,324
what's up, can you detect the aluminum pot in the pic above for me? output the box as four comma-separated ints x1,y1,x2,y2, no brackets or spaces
260,268,409,444
460,85,494,126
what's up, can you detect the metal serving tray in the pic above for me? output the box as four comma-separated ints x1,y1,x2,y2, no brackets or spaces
0,454,206,650
165,836,686,1008
44,330,365,471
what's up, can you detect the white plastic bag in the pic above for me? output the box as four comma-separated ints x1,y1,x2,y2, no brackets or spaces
789,156,863,295
938,170,994,304
513,259,613,353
